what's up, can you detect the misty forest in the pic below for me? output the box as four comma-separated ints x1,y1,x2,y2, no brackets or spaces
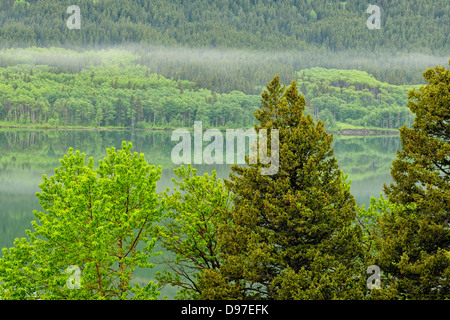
0,0,449,302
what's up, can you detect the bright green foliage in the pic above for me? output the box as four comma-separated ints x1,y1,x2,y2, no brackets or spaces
378,61,450,299
308,9,317,22
356,195,404,299
156,165,233,299
199,75,367,299
299,68,416,130
0,141,162,299
0,50,260,129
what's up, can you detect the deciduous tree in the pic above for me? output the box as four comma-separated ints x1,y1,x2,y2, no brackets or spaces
156,165,232,299
0,141,162,299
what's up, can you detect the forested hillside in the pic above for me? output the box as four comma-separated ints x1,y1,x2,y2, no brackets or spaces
1,0,449,53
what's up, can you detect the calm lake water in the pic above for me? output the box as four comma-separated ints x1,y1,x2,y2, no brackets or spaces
0,128,400,298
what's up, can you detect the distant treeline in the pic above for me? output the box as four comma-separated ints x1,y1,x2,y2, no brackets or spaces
298,68,416,129
135,46,448,93
0,51,260,129
0,48,417,130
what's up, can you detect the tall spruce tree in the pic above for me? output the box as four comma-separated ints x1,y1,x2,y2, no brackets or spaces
198,75,367,300
379,61,450,299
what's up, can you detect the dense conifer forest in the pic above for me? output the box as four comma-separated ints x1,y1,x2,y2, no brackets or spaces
1,0,449,54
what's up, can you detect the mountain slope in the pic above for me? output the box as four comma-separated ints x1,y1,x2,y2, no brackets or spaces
0,0,449,54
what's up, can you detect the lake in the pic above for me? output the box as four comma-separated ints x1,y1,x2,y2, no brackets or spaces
0,128,400,298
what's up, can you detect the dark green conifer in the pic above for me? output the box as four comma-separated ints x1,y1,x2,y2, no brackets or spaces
199,75,366,299
379,61,450,299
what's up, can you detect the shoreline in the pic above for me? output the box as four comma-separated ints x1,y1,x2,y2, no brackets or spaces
329,128,399,135
0,125,172,131
0,125,399,135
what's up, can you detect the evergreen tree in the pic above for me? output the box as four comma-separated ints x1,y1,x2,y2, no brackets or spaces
378,61,450,299
198,75,367,299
